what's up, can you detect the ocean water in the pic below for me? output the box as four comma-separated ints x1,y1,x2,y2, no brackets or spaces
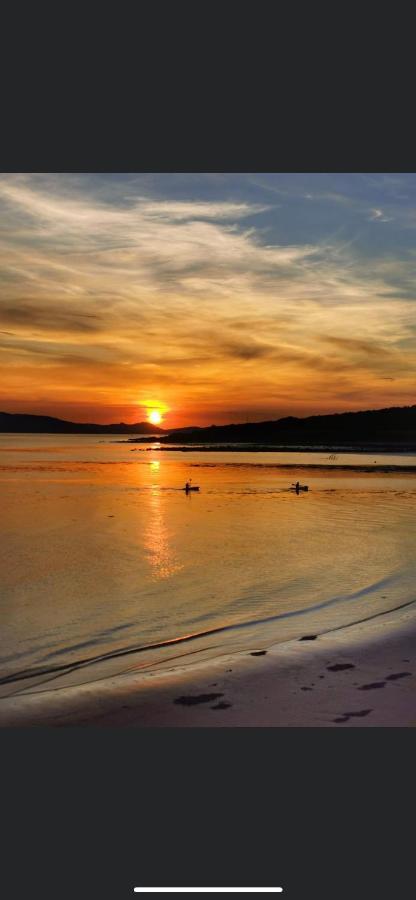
1,434,416,697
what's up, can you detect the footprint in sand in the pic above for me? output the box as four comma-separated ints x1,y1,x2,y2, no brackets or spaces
250,650,267,657
300,635,317,641
385,672,412,681
327,663,355,672
174,692,223,706
333,709,372,724
358,682,385,691
211,702,232,710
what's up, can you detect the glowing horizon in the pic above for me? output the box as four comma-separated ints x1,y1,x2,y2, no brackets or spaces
1,173,415,428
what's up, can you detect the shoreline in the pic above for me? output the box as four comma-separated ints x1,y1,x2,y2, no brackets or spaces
125,442,416,454
1,601,416,727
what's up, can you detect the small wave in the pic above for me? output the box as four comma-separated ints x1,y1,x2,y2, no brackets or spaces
0,574,407,694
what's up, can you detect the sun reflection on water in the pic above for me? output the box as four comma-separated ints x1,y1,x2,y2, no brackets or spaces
143,467,183,580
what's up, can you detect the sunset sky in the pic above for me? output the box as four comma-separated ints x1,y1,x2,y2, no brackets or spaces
0,173,415,427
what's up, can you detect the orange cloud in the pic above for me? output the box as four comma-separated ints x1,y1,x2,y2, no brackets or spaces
0,175,415,426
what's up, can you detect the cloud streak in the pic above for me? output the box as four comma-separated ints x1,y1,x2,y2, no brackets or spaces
0,174,415,424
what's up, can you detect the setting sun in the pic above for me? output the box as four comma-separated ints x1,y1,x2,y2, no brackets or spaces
148,409,163,426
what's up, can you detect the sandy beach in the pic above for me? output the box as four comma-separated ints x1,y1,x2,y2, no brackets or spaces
1,600,416,727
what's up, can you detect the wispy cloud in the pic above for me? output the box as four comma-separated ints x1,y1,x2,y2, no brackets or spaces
368,208,393,223
0,174,415,424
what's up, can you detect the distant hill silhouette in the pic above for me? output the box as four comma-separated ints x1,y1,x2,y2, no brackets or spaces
2,405,415,447
156,405,416,448
0,411,165,434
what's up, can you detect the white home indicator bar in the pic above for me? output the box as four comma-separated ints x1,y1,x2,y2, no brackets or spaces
134,889,283,894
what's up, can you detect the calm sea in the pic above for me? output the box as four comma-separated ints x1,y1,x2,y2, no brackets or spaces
1,434,416,696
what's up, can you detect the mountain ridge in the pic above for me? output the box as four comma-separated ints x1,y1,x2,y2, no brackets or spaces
0,411,165,434
151,404,416,447
2,404,415,446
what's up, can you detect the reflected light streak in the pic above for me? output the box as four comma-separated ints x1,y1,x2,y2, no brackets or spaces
143,483,183,580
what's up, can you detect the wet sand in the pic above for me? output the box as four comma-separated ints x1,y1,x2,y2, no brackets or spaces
1,601,416,726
